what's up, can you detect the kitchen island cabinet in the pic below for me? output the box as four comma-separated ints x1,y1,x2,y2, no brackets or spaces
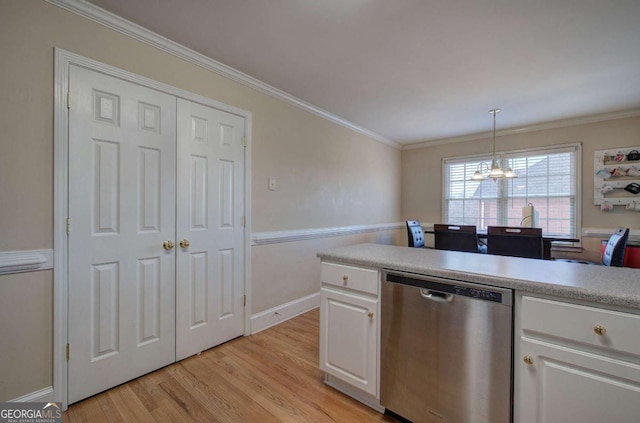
318,243,640,421
319,262,382,410
515,295,640,423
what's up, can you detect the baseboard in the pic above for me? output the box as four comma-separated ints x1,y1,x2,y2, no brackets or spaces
10,386,55,403
250,292,320,334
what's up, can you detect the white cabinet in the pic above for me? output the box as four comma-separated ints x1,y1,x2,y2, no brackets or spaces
319,262,380,399
515,295,640,423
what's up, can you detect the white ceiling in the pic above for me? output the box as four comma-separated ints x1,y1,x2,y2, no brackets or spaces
86,0,640,145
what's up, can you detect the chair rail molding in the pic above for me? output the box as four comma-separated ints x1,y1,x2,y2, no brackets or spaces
0,249,54,276
583,227,640,242
251,222,404,246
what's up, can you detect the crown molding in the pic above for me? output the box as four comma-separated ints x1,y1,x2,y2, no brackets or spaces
45,0,398,149
402,108,640,150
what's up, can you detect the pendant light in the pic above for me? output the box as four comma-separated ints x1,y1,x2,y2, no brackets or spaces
471,108,517,181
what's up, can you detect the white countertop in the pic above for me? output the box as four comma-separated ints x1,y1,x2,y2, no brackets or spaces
317,243,640,309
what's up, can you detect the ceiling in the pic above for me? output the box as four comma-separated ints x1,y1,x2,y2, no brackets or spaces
85,0,640,146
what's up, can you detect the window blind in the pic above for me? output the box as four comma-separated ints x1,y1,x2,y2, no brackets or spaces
443,144,580,237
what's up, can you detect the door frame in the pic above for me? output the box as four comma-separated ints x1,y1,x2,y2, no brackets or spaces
53,48,253,409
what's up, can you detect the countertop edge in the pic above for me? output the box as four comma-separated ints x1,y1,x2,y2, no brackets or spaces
318,245,640,310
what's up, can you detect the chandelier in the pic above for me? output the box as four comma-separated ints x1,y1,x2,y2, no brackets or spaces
471,108,516,181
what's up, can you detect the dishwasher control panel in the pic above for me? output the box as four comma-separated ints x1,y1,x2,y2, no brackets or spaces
453,285,502,303
385,271,511,305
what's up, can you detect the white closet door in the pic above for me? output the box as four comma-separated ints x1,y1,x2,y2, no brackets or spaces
68,65,177,403
175,99,245,360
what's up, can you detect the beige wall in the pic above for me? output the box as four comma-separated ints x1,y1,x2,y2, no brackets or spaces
0,1,401,400
0,271,53,401
402,115,640,258
252,229,403,313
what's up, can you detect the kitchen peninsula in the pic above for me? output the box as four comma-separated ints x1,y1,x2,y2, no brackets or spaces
317,243,640,423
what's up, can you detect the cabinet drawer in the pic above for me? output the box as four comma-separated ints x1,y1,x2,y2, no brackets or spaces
321,262,379,295
521,296,640,357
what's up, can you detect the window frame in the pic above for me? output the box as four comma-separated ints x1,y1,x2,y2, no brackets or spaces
442,143,582,240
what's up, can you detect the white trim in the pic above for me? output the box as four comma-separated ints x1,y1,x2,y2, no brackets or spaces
54,48,253,409
251,222,404,246
403,109,640,150
243,115,253,337
10,386,55,403
442,142,582,163
0,249,53,276
45,0,397,149
583,227,640,242
53,48,70,410
250,292,320,334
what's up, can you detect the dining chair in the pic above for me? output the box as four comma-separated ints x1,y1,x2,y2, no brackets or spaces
602,227,629,267
487,226,543,259
406,220,425,248
434,224,483,253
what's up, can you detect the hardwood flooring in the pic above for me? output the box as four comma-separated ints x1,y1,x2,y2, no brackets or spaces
63,308,395,422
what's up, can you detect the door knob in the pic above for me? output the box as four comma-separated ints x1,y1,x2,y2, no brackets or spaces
179,239,190,248
163,240,175,250
523,355,534,365
368,311,374,318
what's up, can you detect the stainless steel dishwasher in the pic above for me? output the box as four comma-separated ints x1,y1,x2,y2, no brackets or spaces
381,270,513,423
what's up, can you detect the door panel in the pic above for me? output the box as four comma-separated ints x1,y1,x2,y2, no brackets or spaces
176,99,245,361
516,339,640,423
68,65,177,403
320,287,378,396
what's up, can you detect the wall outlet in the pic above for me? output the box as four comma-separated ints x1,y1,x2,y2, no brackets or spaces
268,177,277,191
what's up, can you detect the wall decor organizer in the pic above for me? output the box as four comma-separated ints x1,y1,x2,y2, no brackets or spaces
594,145,640,211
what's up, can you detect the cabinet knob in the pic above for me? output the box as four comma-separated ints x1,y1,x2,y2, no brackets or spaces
342,275,348,284
523,355,534,365
594,325,607,336
368,311,374,318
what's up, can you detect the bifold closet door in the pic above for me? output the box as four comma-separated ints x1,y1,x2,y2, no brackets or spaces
175,99,245,361
67,65,177,403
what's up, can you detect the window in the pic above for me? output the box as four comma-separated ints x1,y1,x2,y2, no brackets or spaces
443,144,581,237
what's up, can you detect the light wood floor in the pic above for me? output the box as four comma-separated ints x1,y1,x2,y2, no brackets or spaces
63,308,395,422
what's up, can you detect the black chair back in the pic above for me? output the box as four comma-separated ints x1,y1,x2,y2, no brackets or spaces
487,226,543,259
406,220,424,248
602,227,629,267
434,224,479,253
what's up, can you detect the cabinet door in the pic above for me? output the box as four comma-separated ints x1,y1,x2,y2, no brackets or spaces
516,339,640,423
320,287,378,396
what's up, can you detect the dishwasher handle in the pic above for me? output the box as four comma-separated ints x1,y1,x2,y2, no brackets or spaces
420,288,454,303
